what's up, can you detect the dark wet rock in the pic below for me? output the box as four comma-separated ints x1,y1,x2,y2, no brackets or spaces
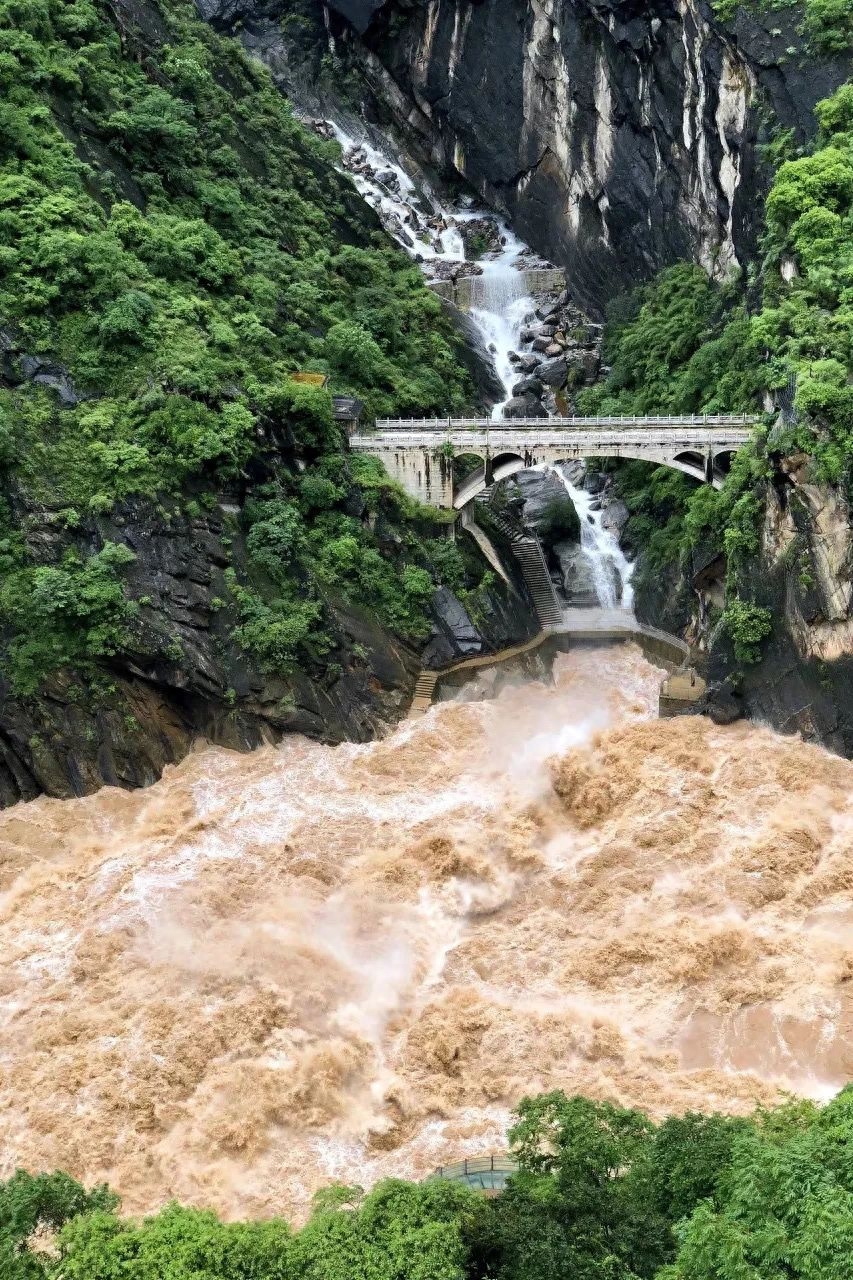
511,375,543,397
457,216,503,259
701,679,744,726
422,586,482,666
503,394,545,419
1,327,86,408
601,499,630,539
536,356,568,388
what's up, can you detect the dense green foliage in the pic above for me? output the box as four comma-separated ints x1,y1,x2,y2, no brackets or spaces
0,0,482,693
712,0,853,55
7,1088,853,1279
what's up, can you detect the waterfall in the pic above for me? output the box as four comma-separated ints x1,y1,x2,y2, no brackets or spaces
547,463,635,615
323,119,535,417
324,117,635,618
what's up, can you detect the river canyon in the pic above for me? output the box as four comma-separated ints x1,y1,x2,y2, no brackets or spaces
3,0,853,1253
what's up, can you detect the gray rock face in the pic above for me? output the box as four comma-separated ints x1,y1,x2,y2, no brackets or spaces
536,356,568,388
601,499,629,538
511,375,543,397
325,0,385,34
422,586,482,666
554,542,599,607
1,326,84,408
318,0,848,317
511,467,569,529
503,394,545,419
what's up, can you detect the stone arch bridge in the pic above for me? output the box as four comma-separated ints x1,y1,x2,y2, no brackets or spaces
349,415,759,509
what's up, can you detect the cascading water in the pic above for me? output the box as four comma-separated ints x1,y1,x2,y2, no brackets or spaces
547,463,635,614
326,120,635,603
325,120,537,417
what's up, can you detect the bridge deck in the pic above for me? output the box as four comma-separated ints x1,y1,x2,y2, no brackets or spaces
353,427,752,450
371,413,761,431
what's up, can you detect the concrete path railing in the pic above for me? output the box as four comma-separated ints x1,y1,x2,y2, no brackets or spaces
373,414,762,431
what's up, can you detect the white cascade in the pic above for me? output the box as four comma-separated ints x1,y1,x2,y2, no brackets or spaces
547,463,634,615
324,120,535,415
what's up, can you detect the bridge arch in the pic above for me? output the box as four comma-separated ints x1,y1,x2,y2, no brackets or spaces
453,452,526,508
453,448,725,509
712,448,736,485
350,415,757,509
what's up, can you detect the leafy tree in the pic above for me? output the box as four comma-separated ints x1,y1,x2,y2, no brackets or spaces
0,541,136,692
0,1170,117,1280
723,597,773,663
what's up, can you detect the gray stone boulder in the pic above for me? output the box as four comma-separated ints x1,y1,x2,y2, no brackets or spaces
536,355,568,387
457,216,503,258
511,375,543,397
601,499,630,538
554,543,599,606
511,468,569,528
503,394,545,419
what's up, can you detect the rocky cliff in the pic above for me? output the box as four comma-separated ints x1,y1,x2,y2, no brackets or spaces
622,454,853,756
703,463,853,755
0,479,537,804
260,0,849,317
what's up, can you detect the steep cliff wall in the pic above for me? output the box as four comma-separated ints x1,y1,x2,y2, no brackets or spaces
312,0,847,315
705,465,853,755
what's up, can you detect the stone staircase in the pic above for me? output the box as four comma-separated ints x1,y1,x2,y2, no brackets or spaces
510,537,564,628
408,670,440,718
477,503,564,629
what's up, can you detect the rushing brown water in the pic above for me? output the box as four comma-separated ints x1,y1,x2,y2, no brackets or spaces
2,644,852,1221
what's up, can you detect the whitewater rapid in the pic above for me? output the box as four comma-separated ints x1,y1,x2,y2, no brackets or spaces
2,644,852,1221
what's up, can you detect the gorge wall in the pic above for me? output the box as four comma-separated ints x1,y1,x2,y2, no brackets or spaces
233,0,849,316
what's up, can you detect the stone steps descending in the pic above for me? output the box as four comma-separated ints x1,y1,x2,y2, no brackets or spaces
511,538,564,628
473,501,563,628
408,670,440,718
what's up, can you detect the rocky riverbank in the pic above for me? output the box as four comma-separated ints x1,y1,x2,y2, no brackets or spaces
0,483,539,806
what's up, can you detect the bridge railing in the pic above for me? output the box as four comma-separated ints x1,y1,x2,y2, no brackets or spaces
370,414,762,432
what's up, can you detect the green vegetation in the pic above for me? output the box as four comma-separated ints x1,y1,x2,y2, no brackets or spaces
0,0,483,695
536,496,581,544
712,0,853,55
7,1088,853,1278
722,596,774,662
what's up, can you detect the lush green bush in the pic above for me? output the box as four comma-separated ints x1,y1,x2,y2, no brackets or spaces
0,541,136,693
8,1088,853,1280
722,596,774,662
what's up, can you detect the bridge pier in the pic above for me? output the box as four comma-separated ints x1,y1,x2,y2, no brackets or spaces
371,446,454,508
